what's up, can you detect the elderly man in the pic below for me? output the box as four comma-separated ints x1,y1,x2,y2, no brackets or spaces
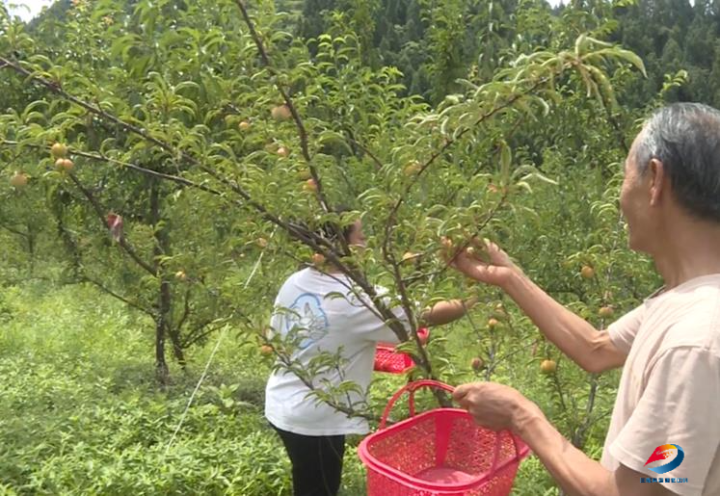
451,103,720,496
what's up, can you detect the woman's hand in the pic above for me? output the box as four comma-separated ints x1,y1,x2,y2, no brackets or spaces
446,238,519,288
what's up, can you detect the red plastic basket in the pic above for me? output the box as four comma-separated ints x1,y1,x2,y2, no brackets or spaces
358,380,530,495
373,328,429,374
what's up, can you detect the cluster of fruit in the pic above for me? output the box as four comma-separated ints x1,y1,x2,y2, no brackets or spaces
51,143,74,172
8,142,75,189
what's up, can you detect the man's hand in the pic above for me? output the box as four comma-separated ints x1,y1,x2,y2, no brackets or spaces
445,236,626,375
453,381,538,432
447,238,519,288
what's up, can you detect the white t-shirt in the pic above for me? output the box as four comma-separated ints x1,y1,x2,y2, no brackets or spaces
264,268,410,436
601,274,720,496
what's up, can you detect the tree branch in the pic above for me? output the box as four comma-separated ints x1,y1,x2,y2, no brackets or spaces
176,286,192,333
232,0,332,214
68,174,157,275
83,276,155,316
0,220,28,238
381,75,552,260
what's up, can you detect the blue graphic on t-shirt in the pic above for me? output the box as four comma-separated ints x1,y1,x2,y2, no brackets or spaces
285,293,329,349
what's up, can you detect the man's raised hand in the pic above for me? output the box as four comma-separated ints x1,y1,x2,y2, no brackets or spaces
445,238,519,288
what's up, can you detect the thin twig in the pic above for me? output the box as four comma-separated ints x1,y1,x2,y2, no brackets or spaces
83,276,155,317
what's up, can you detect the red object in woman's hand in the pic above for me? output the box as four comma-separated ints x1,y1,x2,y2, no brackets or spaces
373,328,430,374
417,327,429,345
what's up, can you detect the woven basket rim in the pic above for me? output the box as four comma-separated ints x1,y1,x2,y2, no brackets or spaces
358,408,529,492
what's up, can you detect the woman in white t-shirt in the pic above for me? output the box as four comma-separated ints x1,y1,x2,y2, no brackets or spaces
265,214,475,496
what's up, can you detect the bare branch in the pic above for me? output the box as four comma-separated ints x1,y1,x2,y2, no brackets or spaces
83,276,155,316
176,286,192,333
344,130,384,171
0,220,28,238
181,321,221,349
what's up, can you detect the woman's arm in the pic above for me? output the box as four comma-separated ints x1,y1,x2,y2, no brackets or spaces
419,296,478,327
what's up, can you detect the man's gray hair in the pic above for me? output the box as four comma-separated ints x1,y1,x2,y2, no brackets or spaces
635,102,720,223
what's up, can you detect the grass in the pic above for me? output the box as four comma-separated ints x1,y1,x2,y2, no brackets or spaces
0,282,290,495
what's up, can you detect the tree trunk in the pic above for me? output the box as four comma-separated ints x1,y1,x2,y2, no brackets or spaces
150,178,172,384
167,325,187,369
155,314,169,385
26,223,35,277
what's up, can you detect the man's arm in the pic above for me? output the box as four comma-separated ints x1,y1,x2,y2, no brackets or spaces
502,270,627,373
449,239,628,373
513,400,672,496
453,382,672,496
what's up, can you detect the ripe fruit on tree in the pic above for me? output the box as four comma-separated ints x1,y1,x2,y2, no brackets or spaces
438,236,454,259
260,344,273,356
492,303,508,320
55,158,74,172
540,359,557,374
276,146,289,158
311,253,325,266
599,306,614,318
471,357,484,371
271,104,292,121
303,179,318,192
580,265,595,279
175,270,187,281
487,318,499,329
238,120,251,131
403,161,422,176
402,252,418,263
51,142,68,158
9,172,28,188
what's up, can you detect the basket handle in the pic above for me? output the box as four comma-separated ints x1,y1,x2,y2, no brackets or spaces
379,380,455,430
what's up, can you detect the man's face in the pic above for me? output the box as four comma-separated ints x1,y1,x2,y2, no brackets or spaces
620,132,657,253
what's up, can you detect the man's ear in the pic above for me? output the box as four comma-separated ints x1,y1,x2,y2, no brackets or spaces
648,159,666,207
